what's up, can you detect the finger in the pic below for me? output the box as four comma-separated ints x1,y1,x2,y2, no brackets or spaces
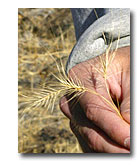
70,118,130,153
60,96,95,152
70,122,95,153
121,69,130,124
79,91,130,150
60,95,130,153
120,96,130,124
59,96,72,119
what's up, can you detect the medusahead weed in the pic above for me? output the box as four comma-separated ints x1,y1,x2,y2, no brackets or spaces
23,35,123,120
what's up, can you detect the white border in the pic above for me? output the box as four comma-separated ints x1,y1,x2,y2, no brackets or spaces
0,0,139,166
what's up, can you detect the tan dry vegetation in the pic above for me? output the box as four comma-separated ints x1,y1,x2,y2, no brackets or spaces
18,8,82,153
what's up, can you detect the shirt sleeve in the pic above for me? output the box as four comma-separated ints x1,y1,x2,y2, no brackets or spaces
66,8,130,74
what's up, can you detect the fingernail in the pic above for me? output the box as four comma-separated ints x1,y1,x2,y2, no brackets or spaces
124,137,130,149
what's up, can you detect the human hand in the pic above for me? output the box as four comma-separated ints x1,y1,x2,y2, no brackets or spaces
60,46,130,153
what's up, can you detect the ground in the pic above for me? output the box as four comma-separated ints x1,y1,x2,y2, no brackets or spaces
18,8,82,153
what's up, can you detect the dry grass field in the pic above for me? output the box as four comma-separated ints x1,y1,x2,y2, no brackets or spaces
18,8,82,153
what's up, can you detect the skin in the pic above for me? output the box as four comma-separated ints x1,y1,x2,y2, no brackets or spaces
60,46,130,153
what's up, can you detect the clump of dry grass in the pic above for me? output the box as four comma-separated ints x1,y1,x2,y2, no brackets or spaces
18,8,82,153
